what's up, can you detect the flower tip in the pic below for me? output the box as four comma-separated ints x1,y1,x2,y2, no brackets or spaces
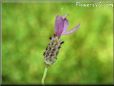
62,14,68,19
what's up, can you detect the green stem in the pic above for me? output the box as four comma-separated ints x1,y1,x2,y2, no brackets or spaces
41,67,48,85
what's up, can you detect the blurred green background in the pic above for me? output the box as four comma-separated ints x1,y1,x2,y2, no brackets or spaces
2,2,113,84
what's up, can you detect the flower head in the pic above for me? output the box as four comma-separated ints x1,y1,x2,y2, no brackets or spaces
42,15,80,84
43,15,80,66
55,15,80,38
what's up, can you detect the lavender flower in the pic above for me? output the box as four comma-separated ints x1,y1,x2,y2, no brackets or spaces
43,15,80,66
42,15,80,84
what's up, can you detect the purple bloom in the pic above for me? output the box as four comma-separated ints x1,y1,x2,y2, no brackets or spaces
55,15,80,38
42,15,80,85
43,15,80,66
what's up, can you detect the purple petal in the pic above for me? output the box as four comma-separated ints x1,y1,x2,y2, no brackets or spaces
55,16,64,37
62,18,69,33
62,24,80,35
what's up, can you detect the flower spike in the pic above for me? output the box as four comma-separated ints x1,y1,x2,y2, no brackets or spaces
42,15,80,84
